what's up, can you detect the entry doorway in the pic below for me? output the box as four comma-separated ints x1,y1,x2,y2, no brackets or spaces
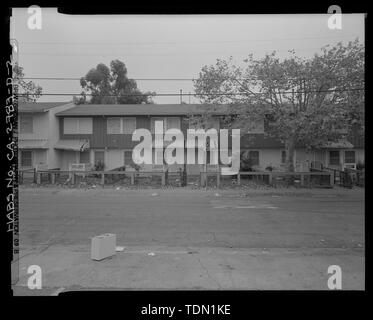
94,150,105,169
329,151,340,167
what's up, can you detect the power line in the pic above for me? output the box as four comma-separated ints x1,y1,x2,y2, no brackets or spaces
14,76,365,82
19,44,356,57
19,35,361,46
16,77,195,81
16,87,365,97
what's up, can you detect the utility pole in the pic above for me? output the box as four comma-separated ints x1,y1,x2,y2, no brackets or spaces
180,89,183,104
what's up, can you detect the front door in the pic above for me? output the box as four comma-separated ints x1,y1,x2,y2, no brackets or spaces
94,151,105,168
329,151,340,167
124,150,135,167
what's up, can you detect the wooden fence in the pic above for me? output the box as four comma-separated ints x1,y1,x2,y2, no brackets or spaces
200,171,334,188
20,169,334,188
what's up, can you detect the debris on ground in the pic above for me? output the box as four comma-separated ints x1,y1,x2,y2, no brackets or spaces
148,252,155,256
116,246,125,252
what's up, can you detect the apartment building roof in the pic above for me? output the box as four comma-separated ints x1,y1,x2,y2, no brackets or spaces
55,104,230,116
19,102,70,113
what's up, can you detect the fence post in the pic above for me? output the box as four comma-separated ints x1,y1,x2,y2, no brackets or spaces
161,172,165,186
216,172,220,188
33,168,37,183
36,172,41,185
200,172,207,187
329,172,334,187
71,172,75,185
51,172,56,184
268,173,273,185
237,172,241,185
101,173,105,186
300,173,304,187
130,172,135,185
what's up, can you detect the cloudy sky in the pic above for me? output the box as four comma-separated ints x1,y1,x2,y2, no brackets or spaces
10,8,364,104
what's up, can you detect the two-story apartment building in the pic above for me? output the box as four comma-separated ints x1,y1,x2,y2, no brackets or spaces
54,104,364,173
18,102,75,170
55,104,225,174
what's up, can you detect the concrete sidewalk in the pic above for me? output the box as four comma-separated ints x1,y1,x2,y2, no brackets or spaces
13,244,364,293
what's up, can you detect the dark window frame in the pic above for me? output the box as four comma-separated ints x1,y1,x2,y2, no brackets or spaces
329,151,340,166
21,150,33,167
344,150,356,164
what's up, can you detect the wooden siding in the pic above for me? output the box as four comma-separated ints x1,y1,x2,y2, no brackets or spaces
59,115,282,150
60,116,151,149
58,116,269,150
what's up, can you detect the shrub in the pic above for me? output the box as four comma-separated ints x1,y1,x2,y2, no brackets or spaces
240,155,254,172
356,162,365,171
94,160,105,171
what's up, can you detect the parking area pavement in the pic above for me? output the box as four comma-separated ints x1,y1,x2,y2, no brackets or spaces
12,186,365,293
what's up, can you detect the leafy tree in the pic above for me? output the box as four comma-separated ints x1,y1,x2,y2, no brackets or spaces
194,39,364,172
74,59,155,104
13,63,42,102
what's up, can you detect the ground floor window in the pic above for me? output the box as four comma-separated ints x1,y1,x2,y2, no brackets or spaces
21,150,33,167
344,150,356,164
329,151,340,166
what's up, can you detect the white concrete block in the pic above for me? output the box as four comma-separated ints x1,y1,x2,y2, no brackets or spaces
91,233,116,261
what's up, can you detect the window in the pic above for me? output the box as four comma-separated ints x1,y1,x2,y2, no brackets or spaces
78,118,93,134
64,118,78,134
344,151,356,164
151,117,166,133
64,118,92,134
281,150,287,164
248,151,260,166
329,151,340,166
166,117,181,130
19,115,33,133
107,117,136,134
107,118,121,134
21,150,32,167
151,117,181,132
123,117,136,134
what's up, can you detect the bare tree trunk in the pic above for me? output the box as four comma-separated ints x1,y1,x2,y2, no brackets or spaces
284,138,296,186
285,138,295,173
